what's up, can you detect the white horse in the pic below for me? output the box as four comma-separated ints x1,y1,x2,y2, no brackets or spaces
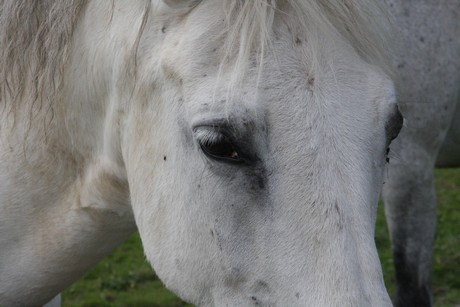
383,1,460,306
0,1,456,306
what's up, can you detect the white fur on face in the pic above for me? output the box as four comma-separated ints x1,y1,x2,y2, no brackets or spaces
122,1,398,306
0,0,401,305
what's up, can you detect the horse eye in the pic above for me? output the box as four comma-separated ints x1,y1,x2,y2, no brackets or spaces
195,128,243,163
386,107,404,143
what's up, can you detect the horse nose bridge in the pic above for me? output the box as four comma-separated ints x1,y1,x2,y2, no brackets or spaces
260,159,391,304
284,234,390,305
209,254,390,307
254,232,391,306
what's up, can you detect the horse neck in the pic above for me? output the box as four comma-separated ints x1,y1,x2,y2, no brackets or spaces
57,1,149,213
0,4,147,303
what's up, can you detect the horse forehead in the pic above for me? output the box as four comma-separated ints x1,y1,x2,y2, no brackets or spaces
161,3,395,126
184,62,394,122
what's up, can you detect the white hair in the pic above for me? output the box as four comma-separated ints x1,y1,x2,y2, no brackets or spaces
222,0,393,88
0,0,87,116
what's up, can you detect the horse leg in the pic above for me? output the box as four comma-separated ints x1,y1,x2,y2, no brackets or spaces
383,155,436,307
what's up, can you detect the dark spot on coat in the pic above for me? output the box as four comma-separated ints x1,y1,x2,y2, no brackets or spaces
163,156,167,161
334,202,342,221
296,292,300,299
210,229,214,237
419,36,425,43
161,26,167,33
257,176,265,189
295,37,302,45
308,76,315,86
334,201,344,230
202,74,207,77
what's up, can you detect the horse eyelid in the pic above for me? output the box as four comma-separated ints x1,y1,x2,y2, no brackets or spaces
194,128,223,145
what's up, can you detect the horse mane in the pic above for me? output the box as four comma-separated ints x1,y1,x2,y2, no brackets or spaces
0,0,392,116
0,0,87,116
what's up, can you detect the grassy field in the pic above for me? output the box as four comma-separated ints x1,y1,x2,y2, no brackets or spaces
63,168,460,306
376,168,460,307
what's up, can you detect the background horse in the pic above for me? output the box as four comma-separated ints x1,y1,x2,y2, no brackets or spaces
384,1,460,306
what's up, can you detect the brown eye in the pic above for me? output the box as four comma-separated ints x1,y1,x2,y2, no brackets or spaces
195,127,243,163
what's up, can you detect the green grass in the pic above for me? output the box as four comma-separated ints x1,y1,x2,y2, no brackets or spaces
432,169,460,306
63,168,460,306
62,235,190,307
375,168,460,307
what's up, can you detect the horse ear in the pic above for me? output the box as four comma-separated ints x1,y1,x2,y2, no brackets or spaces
162,0,201,9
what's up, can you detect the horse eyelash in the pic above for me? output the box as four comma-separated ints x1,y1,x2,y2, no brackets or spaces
195,128,226,146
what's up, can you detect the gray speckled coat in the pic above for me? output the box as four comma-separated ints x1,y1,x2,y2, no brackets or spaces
384,1,460,306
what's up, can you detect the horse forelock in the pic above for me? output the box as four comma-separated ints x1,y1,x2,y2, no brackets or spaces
0,0,393,118
221,0,394,90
